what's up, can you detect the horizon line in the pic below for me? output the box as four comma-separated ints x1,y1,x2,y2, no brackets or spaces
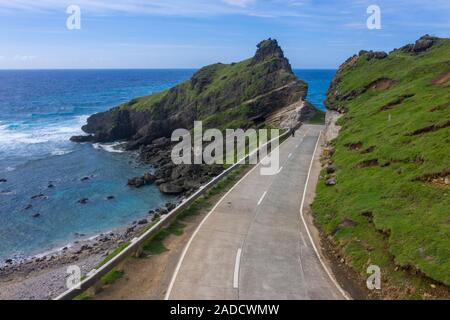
0,67,338,71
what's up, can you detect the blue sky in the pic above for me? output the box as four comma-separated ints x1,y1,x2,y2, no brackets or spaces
0,0,449,69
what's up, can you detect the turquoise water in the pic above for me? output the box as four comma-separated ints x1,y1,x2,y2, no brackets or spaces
294,69,336,111
0,69,334,263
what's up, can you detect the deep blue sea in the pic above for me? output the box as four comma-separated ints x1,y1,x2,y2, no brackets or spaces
0,69,334,262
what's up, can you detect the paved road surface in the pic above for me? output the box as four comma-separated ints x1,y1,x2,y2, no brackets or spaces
167,124,346,300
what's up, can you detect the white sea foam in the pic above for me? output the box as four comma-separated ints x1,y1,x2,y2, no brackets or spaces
51,149,74,156
93,141,125,153
0,115,88,157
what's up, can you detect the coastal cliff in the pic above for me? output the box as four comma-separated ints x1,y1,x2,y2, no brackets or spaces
314,35,450,298
72,39,320,196
73,39,316,147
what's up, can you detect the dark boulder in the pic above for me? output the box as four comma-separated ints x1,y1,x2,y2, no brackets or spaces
32,213,41,218
326,165,336,174
166,203,176,211
70,135,95,143
137,219,148,225
155,179,166,186
128,176,146,188
158,208,169,215
359,50,388,60
400,35,437,54
0,179,6,183
106,195,115,200
143,173,156,184
159,183,184,195
31,194,47,200
78,198,89,204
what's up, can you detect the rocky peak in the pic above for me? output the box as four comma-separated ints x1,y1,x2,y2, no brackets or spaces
400,34,438,54
251,38,292,72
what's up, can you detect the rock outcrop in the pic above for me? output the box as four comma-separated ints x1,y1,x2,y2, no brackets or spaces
399,34,438,54
72,39,319,196
72,39,309,147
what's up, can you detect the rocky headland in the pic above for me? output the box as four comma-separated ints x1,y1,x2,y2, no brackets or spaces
72,39,321,197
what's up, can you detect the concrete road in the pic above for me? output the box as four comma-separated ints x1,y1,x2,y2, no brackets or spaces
166,125,346,300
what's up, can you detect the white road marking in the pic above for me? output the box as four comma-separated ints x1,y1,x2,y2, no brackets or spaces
277,166,283,174
257,191,267,206
288,153,292,159
165,134,290,300
164,165,258,300
299,131,351,300
233,248,242,289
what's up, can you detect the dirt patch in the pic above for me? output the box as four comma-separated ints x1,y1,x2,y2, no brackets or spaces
415,169,450,188
379,94,415,112
356,159,379,168
430,101,450,112
432,71,450,85
361,211,374,222
94,214,204,300
361,146,376,154
332,219,358,236
340,78,396,102
408,120,450,136
369,78,396,91
345,141,363,151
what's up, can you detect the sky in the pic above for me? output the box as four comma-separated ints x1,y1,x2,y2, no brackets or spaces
0,0,449,69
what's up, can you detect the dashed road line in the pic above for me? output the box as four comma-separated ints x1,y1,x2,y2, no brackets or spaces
233,248,242,289
257,191,267,206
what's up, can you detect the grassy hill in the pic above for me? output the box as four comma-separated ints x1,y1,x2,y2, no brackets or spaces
75,39,314,148
313,35,449,298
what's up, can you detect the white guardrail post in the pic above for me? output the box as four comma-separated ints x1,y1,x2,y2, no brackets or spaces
55,129,289,300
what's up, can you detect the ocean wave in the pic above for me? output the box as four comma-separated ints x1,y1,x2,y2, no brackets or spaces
51,149,74,156
93,142,126,153
0,115,88,156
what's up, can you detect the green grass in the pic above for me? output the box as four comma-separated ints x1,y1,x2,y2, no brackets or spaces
101,269,124,285
118,48,307,131
313,38,450,296
96,241,130,269
74,291,92,301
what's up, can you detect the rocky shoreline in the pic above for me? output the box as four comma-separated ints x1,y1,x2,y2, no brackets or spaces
0,198,181,300
0,135,213,300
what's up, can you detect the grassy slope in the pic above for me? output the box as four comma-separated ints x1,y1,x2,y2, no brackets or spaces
121,57,302,130
313,38,449,296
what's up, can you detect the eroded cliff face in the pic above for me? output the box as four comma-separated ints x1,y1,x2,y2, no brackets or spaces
72,39,309,149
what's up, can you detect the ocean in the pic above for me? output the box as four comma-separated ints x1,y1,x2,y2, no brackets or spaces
0,69,335,263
